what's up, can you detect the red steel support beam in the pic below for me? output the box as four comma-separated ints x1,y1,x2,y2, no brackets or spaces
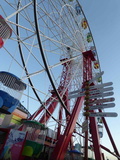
57,90,70,139
99,110,120,159
50,96,84,160
40,100,58,124
29,94,57,120
101,144,120,159
89,115,103,160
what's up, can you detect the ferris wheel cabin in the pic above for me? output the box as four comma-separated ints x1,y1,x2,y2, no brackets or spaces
0,71,26,114
0,15,12,48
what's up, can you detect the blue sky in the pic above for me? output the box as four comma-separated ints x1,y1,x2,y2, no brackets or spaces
80,1,120,159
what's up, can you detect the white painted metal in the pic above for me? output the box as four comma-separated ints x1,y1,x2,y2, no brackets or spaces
89,103,115,110
89,97,115,105
69,82,113,95
89,91,114,99
89,112,118,117
82,120,88,133
89,71,104,84
89,82,113,90
89,87,113,95
68,92,85,99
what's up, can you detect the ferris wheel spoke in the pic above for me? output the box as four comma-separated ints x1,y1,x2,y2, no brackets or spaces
34,0,72,116
36,3,82,52
6,1,33,20
49,1,80,41
22,53,82,80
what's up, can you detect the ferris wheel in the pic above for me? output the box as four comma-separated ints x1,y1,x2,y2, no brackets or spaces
0,0,119,160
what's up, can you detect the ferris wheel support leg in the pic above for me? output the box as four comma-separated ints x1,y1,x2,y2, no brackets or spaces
29,93,57,120
89,115,103,160
100,144,119,158
99,110,120,159
102,153,105,160
39,100,58,124
84,117,89,160
50,96,84,160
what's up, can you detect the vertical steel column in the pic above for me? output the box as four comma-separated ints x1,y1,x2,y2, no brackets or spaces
83,50,103,160
56,59,71,139
83,53,91,160
89,116,103,160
